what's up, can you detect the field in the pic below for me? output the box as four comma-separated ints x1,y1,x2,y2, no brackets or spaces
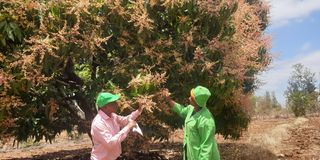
1,116,320,160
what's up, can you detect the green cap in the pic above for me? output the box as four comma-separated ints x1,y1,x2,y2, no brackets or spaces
192,86,211,108
96,92,120,110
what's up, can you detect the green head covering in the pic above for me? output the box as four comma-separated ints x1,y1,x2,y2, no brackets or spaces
192,86,211,108
96,92,120,110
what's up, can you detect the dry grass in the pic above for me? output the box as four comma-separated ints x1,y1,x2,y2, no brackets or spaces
219,143,277,160
247,117,309,155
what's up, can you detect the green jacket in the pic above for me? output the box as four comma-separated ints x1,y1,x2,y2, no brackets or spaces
172,103,220,160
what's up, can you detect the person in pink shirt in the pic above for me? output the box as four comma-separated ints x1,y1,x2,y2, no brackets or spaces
90,92,143,160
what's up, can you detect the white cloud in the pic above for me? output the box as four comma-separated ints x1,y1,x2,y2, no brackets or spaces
301,42,311,51
267,0,320,28
255,50,320,106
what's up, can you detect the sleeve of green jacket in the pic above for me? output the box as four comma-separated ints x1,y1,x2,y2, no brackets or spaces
198,119,216,160
171,102,189,120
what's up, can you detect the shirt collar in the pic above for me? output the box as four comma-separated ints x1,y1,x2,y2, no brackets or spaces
98,110,111,120
192,107,206,117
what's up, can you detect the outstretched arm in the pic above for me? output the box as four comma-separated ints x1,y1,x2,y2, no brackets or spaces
116,107,142,127
167,96,190,120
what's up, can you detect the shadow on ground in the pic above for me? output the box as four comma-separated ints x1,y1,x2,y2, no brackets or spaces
8,142,277,160
9,148,91,160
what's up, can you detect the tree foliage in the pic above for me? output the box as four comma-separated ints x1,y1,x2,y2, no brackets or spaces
285,64,318,117
0,0,271,148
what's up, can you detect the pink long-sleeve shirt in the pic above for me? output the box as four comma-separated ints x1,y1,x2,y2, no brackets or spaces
90,109,141,160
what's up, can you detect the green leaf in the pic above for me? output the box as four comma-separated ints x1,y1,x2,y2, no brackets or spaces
9,22,18,29
5,25,14,41
105,80,117,90
0,35,6,46
14,28,22,42
8,30,14,41
10,22,22,42
0,21,7,30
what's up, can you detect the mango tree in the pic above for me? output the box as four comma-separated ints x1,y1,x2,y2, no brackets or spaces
0,0,270,152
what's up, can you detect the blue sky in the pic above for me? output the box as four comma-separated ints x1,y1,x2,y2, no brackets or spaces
255,0,320,106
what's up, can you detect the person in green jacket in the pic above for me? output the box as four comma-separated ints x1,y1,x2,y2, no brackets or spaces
166,86,220,160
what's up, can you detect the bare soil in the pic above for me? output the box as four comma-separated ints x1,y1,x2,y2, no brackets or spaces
1,117,320,160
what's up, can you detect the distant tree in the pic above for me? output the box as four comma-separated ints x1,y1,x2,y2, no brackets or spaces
254,92,271,116
265,91,271,109
271,91,281,109
253,91,282,117
285,64,317,117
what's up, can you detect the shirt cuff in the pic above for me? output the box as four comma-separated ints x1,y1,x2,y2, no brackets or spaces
171,102,181,113
130,109,141,120
118,125,131,140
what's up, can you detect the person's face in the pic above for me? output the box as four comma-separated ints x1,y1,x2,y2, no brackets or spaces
189,96,197,108
101,101,119,114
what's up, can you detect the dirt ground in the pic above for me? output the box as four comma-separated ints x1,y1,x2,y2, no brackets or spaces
1,117,320,160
